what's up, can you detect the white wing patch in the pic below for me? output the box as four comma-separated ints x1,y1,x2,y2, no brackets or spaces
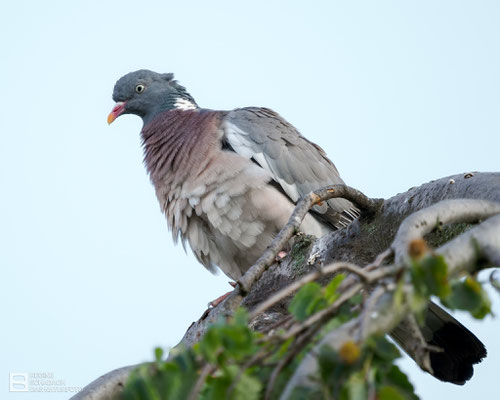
225,125,255,157
225,122,301,202
252,153,300,202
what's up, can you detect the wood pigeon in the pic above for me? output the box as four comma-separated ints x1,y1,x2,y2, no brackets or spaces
108,69,485,385
108,70,359,280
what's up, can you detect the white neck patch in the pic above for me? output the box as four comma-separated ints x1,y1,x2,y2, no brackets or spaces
174,98,197,110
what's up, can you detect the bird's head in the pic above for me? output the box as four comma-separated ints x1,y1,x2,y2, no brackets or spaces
108,69,198,125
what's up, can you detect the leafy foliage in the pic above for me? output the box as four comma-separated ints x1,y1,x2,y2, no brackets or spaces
411,254,450,299
410,253,492,320
120,248,494,399
443,276,492,319
313,336,417,400
120,272,418,400
123,309,263,400
288,274,345,321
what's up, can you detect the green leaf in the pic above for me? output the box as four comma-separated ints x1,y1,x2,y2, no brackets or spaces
275,337,294,358
154,347,164,362
384,365,418,400
443,276,492,319
201,366,261,400
233,307,249,326
318,345,344,393
122,350,200,400
324,273,346,304
289,282,325,321
318,344,364,398
220,324,256,361
377,385,406,400
343,373,367,400
393,280,404,311
318,345,341,382
349,292,364,306
231,371,262,400
409,292,428,325
320,315,345,334
288,387,323,400
411,254,450,298
123,375,160,400
367,336,400,363
201,374,232,400
199,328,221,363
168,351,200,399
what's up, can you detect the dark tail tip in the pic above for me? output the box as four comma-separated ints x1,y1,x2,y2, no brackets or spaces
429,321,487,384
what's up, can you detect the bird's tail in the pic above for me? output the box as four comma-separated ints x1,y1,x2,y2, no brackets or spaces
390,301,486,385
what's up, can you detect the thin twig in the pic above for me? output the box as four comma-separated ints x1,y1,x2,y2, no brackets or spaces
238,185,382,293
282,282,364,341
249,262,371,320
263,263,399,342
365,248,393,271
333,249,394,294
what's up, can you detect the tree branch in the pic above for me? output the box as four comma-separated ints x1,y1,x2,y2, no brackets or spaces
72,172,500,400
71,365,142,400
280,202,500,399
248,261,371,321
392,199,500,266
436,213,500,276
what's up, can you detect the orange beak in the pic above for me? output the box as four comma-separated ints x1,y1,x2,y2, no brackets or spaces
107,102,126,124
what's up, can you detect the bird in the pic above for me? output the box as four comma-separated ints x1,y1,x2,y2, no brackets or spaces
108,70,359,280
108,69,485,384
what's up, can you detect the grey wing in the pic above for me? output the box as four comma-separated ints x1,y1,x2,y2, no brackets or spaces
221,107,359,229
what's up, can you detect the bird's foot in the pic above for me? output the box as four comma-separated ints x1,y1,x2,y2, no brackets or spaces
207,282,237,308
276,251,288,261
208,291,233,308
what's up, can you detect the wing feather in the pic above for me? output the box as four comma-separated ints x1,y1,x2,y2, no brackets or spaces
222,107,359,229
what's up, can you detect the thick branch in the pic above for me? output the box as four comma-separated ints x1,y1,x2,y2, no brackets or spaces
71,365,141,400
392,199,500,266
436,213,500,276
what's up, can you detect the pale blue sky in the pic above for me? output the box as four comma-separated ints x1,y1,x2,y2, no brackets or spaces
1,1,499,399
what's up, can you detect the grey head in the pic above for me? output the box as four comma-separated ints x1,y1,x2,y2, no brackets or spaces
108,69,198,126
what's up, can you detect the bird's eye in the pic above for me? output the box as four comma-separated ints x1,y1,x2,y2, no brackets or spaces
135,84,145,94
